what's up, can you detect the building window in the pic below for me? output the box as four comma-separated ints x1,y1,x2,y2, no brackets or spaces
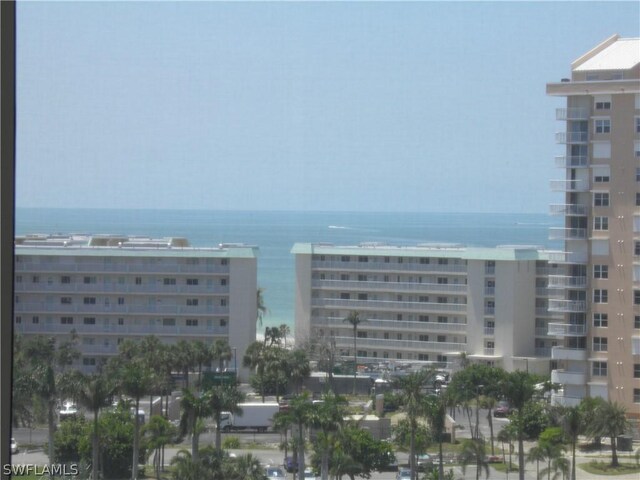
419,335,429,342
593,313,608,328
594,174,609,183
634,389,640,403
594,119,611,133
593,289,608,303
118,318,124,325
593,337,608,352
358,293,368,301
418,354,429,361
595,101,611,110
419,258,430,264
186,278,199,285
83,297,96,305
83,317,96,325
117,297,125,305
220,318,227,327
32,316,39,324
83,358,96,366
358,256,368,263
83,276,96,284
61,317,73,325
635,316,640,329
634,364,640,379
135,277,142,285
592,361,607,376
437,297,447,304
437,335,446,343
220,298,227,306
32,275,39,283
593,193,609,207
593,217,608,231
163,278,176,285
163,318,175,326
636,117,640,133
61,276,71,284
637,168,640,181
357,331,367,338
60,297,72,304
438,316,448,323
220,278,227,286
186,298,199,306
419,315,429,322
340,256,350,262
635,290,640,305
186,319,199,327
438,258,448,265
593,265,608,279
636,241,640,256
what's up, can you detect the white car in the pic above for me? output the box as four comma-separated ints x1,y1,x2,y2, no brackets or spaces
396,469,411,480
10,438,18,454
303,467,319,479
264,466,286,479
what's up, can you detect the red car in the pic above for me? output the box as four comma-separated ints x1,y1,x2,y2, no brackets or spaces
493,401,511,417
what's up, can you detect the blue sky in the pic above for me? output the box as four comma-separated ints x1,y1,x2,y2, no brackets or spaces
15,1,640,213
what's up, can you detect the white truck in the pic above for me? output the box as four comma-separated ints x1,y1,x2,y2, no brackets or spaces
220,402,280,432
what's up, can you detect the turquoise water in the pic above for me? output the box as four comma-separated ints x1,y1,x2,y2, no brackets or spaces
15,208,562,332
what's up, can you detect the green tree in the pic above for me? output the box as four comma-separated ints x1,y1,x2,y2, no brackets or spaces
226,453,268,480
280,392,314,480
208,383,246,451
343,311,364,395
243,341,268,402
588,400,630,467
180,387,213,462
67,370,117,480
309,392,347,480
172,340,197,389
424,394,447,480
286,348,311,394
257,287,269,327
211,338,233,372
530,427,566,480
394,369,436,480
459,438,490,480
554,406,583,480
143,415,177,480
500,370,538,480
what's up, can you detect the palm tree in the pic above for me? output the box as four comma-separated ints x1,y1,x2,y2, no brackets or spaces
170,449,211,480
394,369,435,480
425,394,447,480
180,387,213,462
500,370,538,480
309,392,347,480
281,392,313,480
497,425,516,471
211,338,233,372
343,311,364,395
279,323,291,348
143,415,177,480
257,287,269,327
22,334,79,479
286,349,311,394
172,340,196,389
588,400,630,467
459,438,490,480
527,444,547,480
243,341,268,401
540,456,569,480
226,453,268,480
555,406,582,480
192,341,214,386
68,370,117,480
208,383,246,451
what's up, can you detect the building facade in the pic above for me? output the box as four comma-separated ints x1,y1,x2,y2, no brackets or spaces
293,243,559,374
546,34,640,415
14,234,258,379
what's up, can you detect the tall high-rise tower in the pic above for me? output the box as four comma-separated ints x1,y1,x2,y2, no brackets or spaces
547,34,640,416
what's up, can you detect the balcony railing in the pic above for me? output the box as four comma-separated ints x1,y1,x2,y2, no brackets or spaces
484,348,495,356
547,251,588,264
14,262,230,274
547,323,587,336
551,369,587,385
535,327,549,336
311,298,467,313
14,302,229,316
549,228,587,240
551,346,587,361
550,393,582,407
548,275,587,289
556,107,589,120
331,335,466,352
548,299,587,313
535,347,552,357
554,155,588,168
311,279,467,294
14,322,228,336
549,204,587,216
555,131,588,144
484,287,495,296
13,283,230,295
310,260,467,274
311,316,468,333
484,327,495,336
549,180,588,192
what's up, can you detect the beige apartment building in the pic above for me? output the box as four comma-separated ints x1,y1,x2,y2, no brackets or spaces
546,34,640,415
13,234,258,380
293,243,561,374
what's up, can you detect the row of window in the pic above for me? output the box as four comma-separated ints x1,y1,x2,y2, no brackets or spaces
591,117,640,134
16,315,228,327
313,255,467,266
592,192,640,207
593,289,640,304
15,296,229,307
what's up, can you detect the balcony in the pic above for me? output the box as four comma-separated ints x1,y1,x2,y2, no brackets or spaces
484,287,495,296
549,180,588,192
549,204,587,216
554,155,588,168
311,279,467,294
484,327,495,336
13,282,230,295
14,322,229,337
549,228,587,241
555,131,588,144
551,346,587,361
14,302,229,316
535,347,552,357
551,369,587,385
14,262,230,275
310,260,467,274
331,335,466,352
484,306,495,315
310,298,467,313
556,107,589,121
547,251,588,264
547,323,587,336
311,316,468,333
548,275,587,289
548,299,587,313
550,392,583,407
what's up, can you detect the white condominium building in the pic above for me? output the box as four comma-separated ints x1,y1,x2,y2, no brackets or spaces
293,243,561,374
547,34,640,416
14,234,258,380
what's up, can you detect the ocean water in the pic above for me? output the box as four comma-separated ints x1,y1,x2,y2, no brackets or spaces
15,208,562,332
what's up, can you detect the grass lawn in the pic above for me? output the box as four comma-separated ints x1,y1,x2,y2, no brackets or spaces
579,461,640,476
491,462,520,473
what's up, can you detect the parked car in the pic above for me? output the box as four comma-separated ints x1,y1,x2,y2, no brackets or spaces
303,467,319,479
10,438,18,454
396,468,412,480
493,400,511,417
417,453,433,471
265,466,286,478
